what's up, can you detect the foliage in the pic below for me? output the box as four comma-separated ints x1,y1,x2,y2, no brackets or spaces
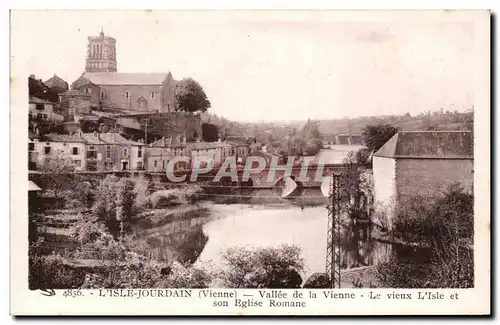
219,244,305,288
175,78,211,113
132,176,153,209
265,119,323,156
65,180,94,210
302,272,330,288
92,175,136,236
377,185,474,288
338,151,373,267
39,153,75,198
29,239,84,290
202,123,219,142
150,186,203,208
159,262,214,288
361,124,399,152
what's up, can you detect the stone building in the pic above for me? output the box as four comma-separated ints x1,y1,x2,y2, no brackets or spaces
70,30,176,113
372,130,474,225
44,74,69,94
58,90,92,121
31,134,87,171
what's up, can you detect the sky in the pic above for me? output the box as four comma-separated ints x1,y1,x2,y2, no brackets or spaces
12,10,476,122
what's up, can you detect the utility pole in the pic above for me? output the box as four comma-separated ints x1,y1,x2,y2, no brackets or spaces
326,174,342,288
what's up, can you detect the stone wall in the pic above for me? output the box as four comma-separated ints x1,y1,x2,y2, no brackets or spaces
395,158,474,201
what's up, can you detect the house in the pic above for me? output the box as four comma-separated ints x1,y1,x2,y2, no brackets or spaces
58,89,92,121
44,74,69,95
145,136,190,172
29,96,53,122
80,132,145,171
32,133,87,171
186,141,234,168
372,131,474,225
28,74,59,103
70,30,176,113
224,136,252,164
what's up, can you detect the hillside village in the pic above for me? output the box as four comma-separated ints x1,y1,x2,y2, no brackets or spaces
27,28,476,291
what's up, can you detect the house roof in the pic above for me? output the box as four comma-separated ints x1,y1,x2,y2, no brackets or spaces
29,96,53,104
225,135,252,146
146,147,176,158
81,72,171,85
373,131,473,159
44,74,69,90
80,132,144,145
43,133,85,143
186,141,233,150
150,136,186,148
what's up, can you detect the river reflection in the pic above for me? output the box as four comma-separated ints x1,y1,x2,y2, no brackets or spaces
198,204,328,276
136,199,329,277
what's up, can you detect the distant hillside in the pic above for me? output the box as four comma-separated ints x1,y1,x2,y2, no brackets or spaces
206,110,473,141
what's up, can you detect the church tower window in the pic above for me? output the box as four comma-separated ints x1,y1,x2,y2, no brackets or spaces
125,91,130,99
151,91,155,99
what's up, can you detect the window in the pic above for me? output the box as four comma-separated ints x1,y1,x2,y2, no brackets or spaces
28,143,34,151
106,146,111,159
87,161,97,171
167,103,171,111
151,92,156,99
137,162,143,170
87,146,97,159
123,148,128,157
37,113,43,120
162,160,165,169
154,160,158,168
101,91,105,100
85,88,92,94
72,147,79,155
138,147,142,158
44,146,51,155
43,114,48,120
35,104,44,111
125,91,130,99
73,160,81,167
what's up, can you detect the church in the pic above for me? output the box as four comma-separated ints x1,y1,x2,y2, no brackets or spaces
71,29,177,113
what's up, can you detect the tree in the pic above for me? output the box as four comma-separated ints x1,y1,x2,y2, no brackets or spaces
92,175,136,238
361,124,398,152
219,244,305,288
39,153,75,198
201,123,219,142
175,78,211,113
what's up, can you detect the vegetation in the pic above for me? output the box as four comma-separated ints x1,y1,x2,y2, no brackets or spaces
201,123,219,142
361,124,399,152
175,78,211,113
376,185,474,288
219,244,304,288
265,119,323,156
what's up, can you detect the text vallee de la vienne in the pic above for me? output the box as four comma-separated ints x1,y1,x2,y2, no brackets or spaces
164,155,330,183
62,289,461,308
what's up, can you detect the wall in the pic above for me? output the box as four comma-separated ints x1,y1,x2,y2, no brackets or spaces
99,84,163,112
33,140,86,171
59,95,91,120
395,158,474,201
29,103,53,121
372,156,397,224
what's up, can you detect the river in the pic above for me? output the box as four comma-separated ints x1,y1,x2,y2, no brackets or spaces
134,190,330,278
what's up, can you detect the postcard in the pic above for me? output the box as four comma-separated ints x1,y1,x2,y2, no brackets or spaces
10,9,490,316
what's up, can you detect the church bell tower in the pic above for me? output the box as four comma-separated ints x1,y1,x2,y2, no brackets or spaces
85,28,117,73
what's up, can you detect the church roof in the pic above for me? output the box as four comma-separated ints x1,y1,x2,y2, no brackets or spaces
82,72,171,86
374,131,473,159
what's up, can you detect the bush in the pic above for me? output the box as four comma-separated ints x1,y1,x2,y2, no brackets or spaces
159,262,214,288
302,272,330,288
219,244,305,288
